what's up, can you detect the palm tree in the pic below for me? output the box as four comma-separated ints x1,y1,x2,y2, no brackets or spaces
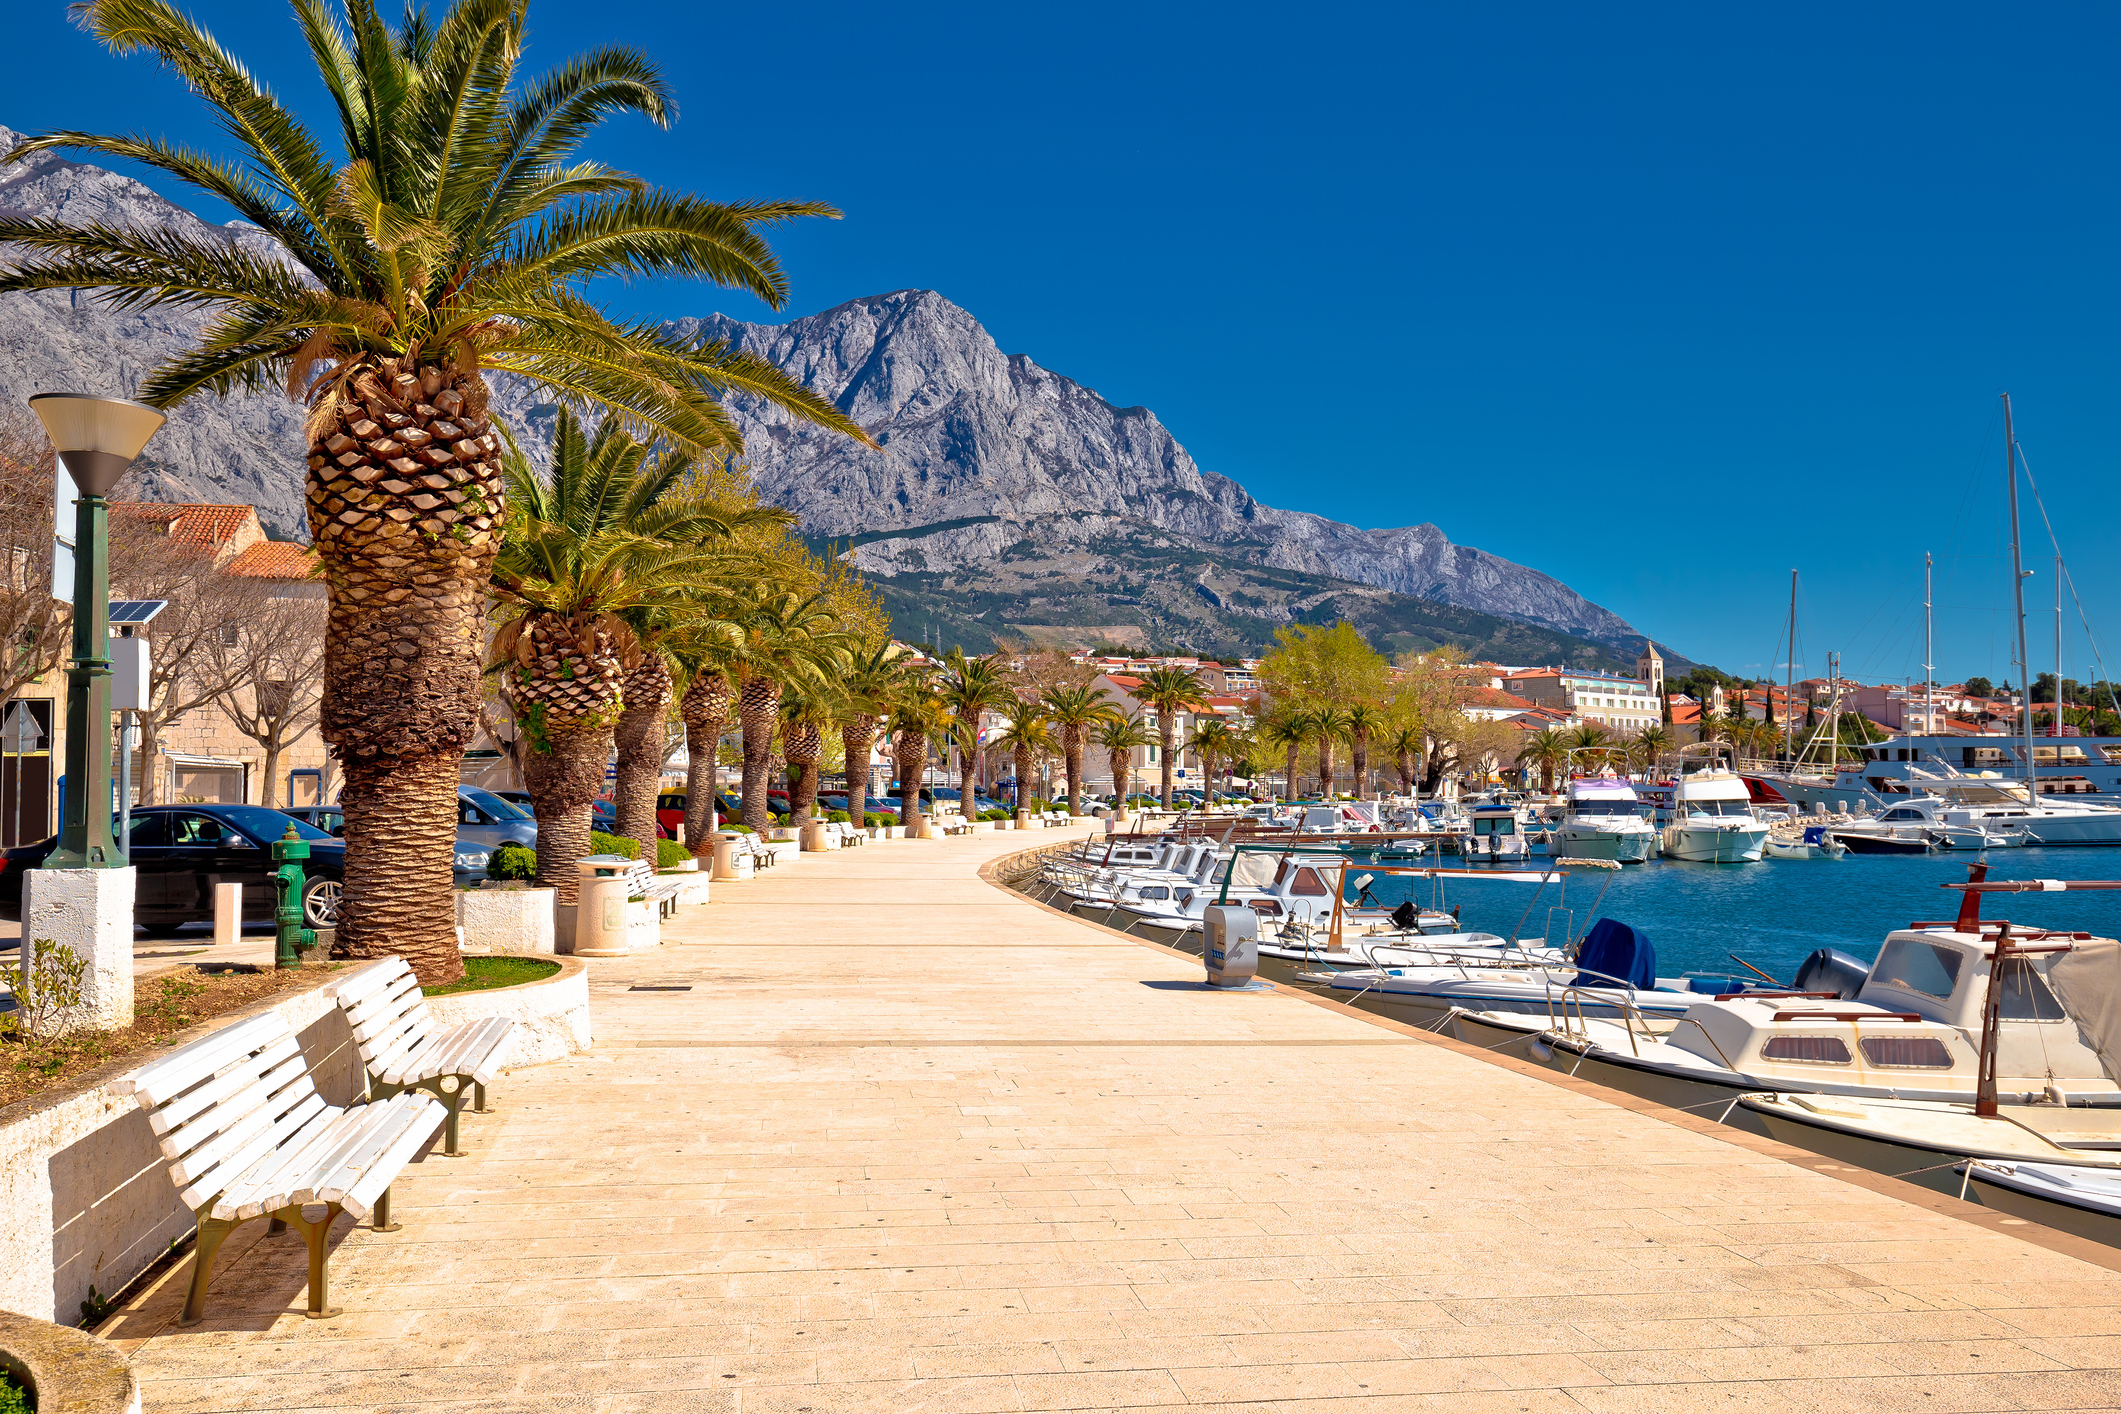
1260,708,1311,803
940,649,1013,817
1311,706,1352,799
1184,717,1240,804
1041,685,1122,816
610,639,674,854
1386,723,1425,795
1631,724,1676,779
1343,703,1384,799
889,683,952,834
990,710,1059,816
1095,714,1156,820
673,630,739,856
780,692,828,826
492,410,772,902
1134,667,1209,808
1518,727,1569,793
725,590,851,832
1,0,869,980
836,639,913,827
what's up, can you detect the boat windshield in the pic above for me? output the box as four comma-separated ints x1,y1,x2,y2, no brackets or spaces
1682,800,1754,817
1572,801,1642,817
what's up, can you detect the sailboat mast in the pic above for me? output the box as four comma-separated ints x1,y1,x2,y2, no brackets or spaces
2003,394,2037,799
1924,553,1934,744
1785,569,1797,762
2055,552,2064,739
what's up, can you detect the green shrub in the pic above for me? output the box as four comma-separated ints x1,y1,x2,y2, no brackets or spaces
487,842,537,881
981,808,1009,821
864,813,894,828
826,810,851,823
724,822,756,835
655,838,690,868
590,830,641,859
0,1368,27,1413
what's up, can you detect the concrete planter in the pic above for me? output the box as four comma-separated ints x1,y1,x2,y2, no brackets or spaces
663,857,700,872
0,1310,139,1414
657,870,711,906
426,953,592,1070
624,899,659,951
766,827,798,843
457,885,556,954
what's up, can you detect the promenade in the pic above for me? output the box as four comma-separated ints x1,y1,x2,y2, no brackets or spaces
107,823,2121,1412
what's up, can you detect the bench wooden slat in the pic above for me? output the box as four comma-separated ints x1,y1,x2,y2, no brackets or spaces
300,1095,440,1211
116,1012,289,1104
339,1098,447,1218
214,1103,359,1220
345,972,423,1033
319,957,406,1005
175,1091,329,1211
157,1058,310,1161
148,1038,302,1136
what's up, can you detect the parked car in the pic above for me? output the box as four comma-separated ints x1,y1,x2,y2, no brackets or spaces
281,805,345,836
457,786,538,850
1,805,345,931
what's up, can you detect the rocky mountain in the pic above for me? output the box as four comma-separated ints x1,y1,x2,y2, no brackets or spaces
0,121,1673,667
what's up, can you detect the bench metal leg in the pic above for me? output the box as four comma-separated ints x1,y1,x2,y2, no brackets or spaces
374,1070,480,1156
275,1202,345,1320
373,1186,400,1233
178,1214,236,1327
473,1081,489,1114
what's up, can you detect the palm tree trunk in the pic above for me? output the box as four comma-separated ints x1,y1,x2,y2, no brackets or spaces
738,675,781,833
526,724,607,904
960,733,981,819
1063,727,1084,816
1014,745,1034,814
1110,751,1131,820
1352,734,1369,799
612,652,671,856
1160,720,1178,808
1318,742,1336,799
680,671,732,856
1284,743,1298,803
787,724,823,825
313,365,503,986
895,730,927,831
842,714,877,825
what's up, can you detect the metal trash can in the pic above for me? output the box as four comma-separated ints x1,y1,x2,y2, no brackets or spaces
572,854,633,957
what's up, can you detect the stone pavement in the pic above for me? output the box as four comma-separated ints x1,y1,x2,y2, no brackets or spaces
105,823,2121,1412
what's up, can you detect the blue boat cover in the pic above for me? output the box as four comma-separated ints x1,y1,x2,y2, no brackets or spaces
1687,976,1745,994
1802,825,1828,845
1571,918,1657,991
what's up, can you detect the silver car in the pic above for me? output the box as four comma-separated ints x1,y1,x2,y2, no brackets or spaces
456,786,539,850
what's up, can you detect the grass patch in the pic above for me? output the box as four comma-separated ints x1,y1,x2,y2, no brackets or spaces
0,1368,26,1413
423,955,560,997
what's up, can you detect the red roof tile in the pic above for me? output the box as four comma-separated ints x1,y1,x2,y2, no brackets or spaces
225,540,320,580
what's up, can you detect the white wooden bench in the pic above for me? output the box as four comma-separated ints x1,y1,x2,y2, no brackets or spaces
323,958,518,1157
114,1011,445,1324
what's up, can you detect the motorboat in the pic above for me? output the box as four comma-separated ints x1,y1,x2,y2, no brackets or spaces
1465,800,1535,860
1739,1092,2121,1194
1830,793,2032,854
1959,1161,2121,1246
1553,775,1657,862
1304,914,1714,1027
1450,869,2121,1134
1659,770,1769,862
1762,825,1847,860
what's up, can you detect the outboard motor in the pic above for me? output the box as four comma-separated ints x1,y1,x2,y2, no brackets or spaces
1388,899,1421,933
1793,947,1870,1000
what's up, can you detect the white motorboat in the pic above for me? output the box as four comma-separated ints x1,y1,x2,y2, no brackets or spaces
1739,1092,2121,1194
1830,792,2032,853
1554,775,1657,862
1465,800,1535,860
1762,825,1847,860
1659,770,1769,862
1959,1161,2121,1246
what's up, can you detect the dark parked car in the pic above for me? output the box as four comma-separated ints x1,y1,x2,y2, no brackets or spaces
1,805,344,931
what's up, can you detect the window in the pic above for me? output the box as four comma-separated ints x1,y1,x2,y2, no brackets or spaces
220,624,241,646
1870,938,1965,1000
1996,958,2068,1021
1762,1036,1851,1064
1859,1036,1954,1069
169,813,251,848
1139,886,1169,900
1289,868,1330,896
1880,808,1921,821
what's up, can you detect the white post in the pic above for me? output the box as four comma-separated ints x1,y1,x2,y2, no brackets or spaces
213,881,243,950
21,867,135,1031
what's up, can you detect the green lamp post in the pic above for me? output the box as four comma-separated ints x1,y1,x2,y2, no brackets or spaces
30,393,166,869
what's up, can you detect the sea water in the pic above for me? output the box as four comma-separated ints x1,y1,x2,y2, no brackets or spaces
1361,848,2121,986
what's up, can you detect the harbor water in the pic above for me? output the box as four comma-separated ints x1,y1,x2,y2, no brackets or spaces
1363,848,2121,984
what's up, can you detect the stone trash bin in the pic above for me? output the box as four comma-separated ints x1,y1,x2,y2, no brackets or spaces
711,834,754,881
570,855,634,958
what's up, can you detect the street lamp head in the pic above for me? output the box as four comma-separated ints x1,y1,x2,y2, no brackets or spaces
29,393,166,495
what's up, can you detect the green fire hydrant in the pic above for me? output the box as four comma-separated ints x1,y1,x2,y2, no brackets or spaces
273,823,318,969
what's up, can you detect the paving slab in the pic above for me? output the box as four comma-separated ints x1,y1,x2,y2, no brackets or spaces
104,822,2121,1411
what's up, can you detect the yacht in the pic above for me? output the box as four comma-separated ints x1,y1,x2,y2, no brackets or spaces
1829,792,2031,854
1658,770,1770,862
1553,775,1657,862
1465,799,1536,860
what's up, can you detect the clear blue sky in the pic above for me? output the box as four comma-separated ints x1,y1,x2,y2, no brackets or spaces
9,0,2121,686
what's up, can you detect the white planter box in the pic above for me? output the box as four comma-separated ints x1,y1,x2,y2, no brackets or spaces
457,886,557,954
624,898,658,951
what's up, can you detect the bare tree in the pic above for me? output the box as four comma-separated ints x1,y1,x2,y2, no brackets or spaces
107,517,254,804
208,586,327,807
0,410,73,705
